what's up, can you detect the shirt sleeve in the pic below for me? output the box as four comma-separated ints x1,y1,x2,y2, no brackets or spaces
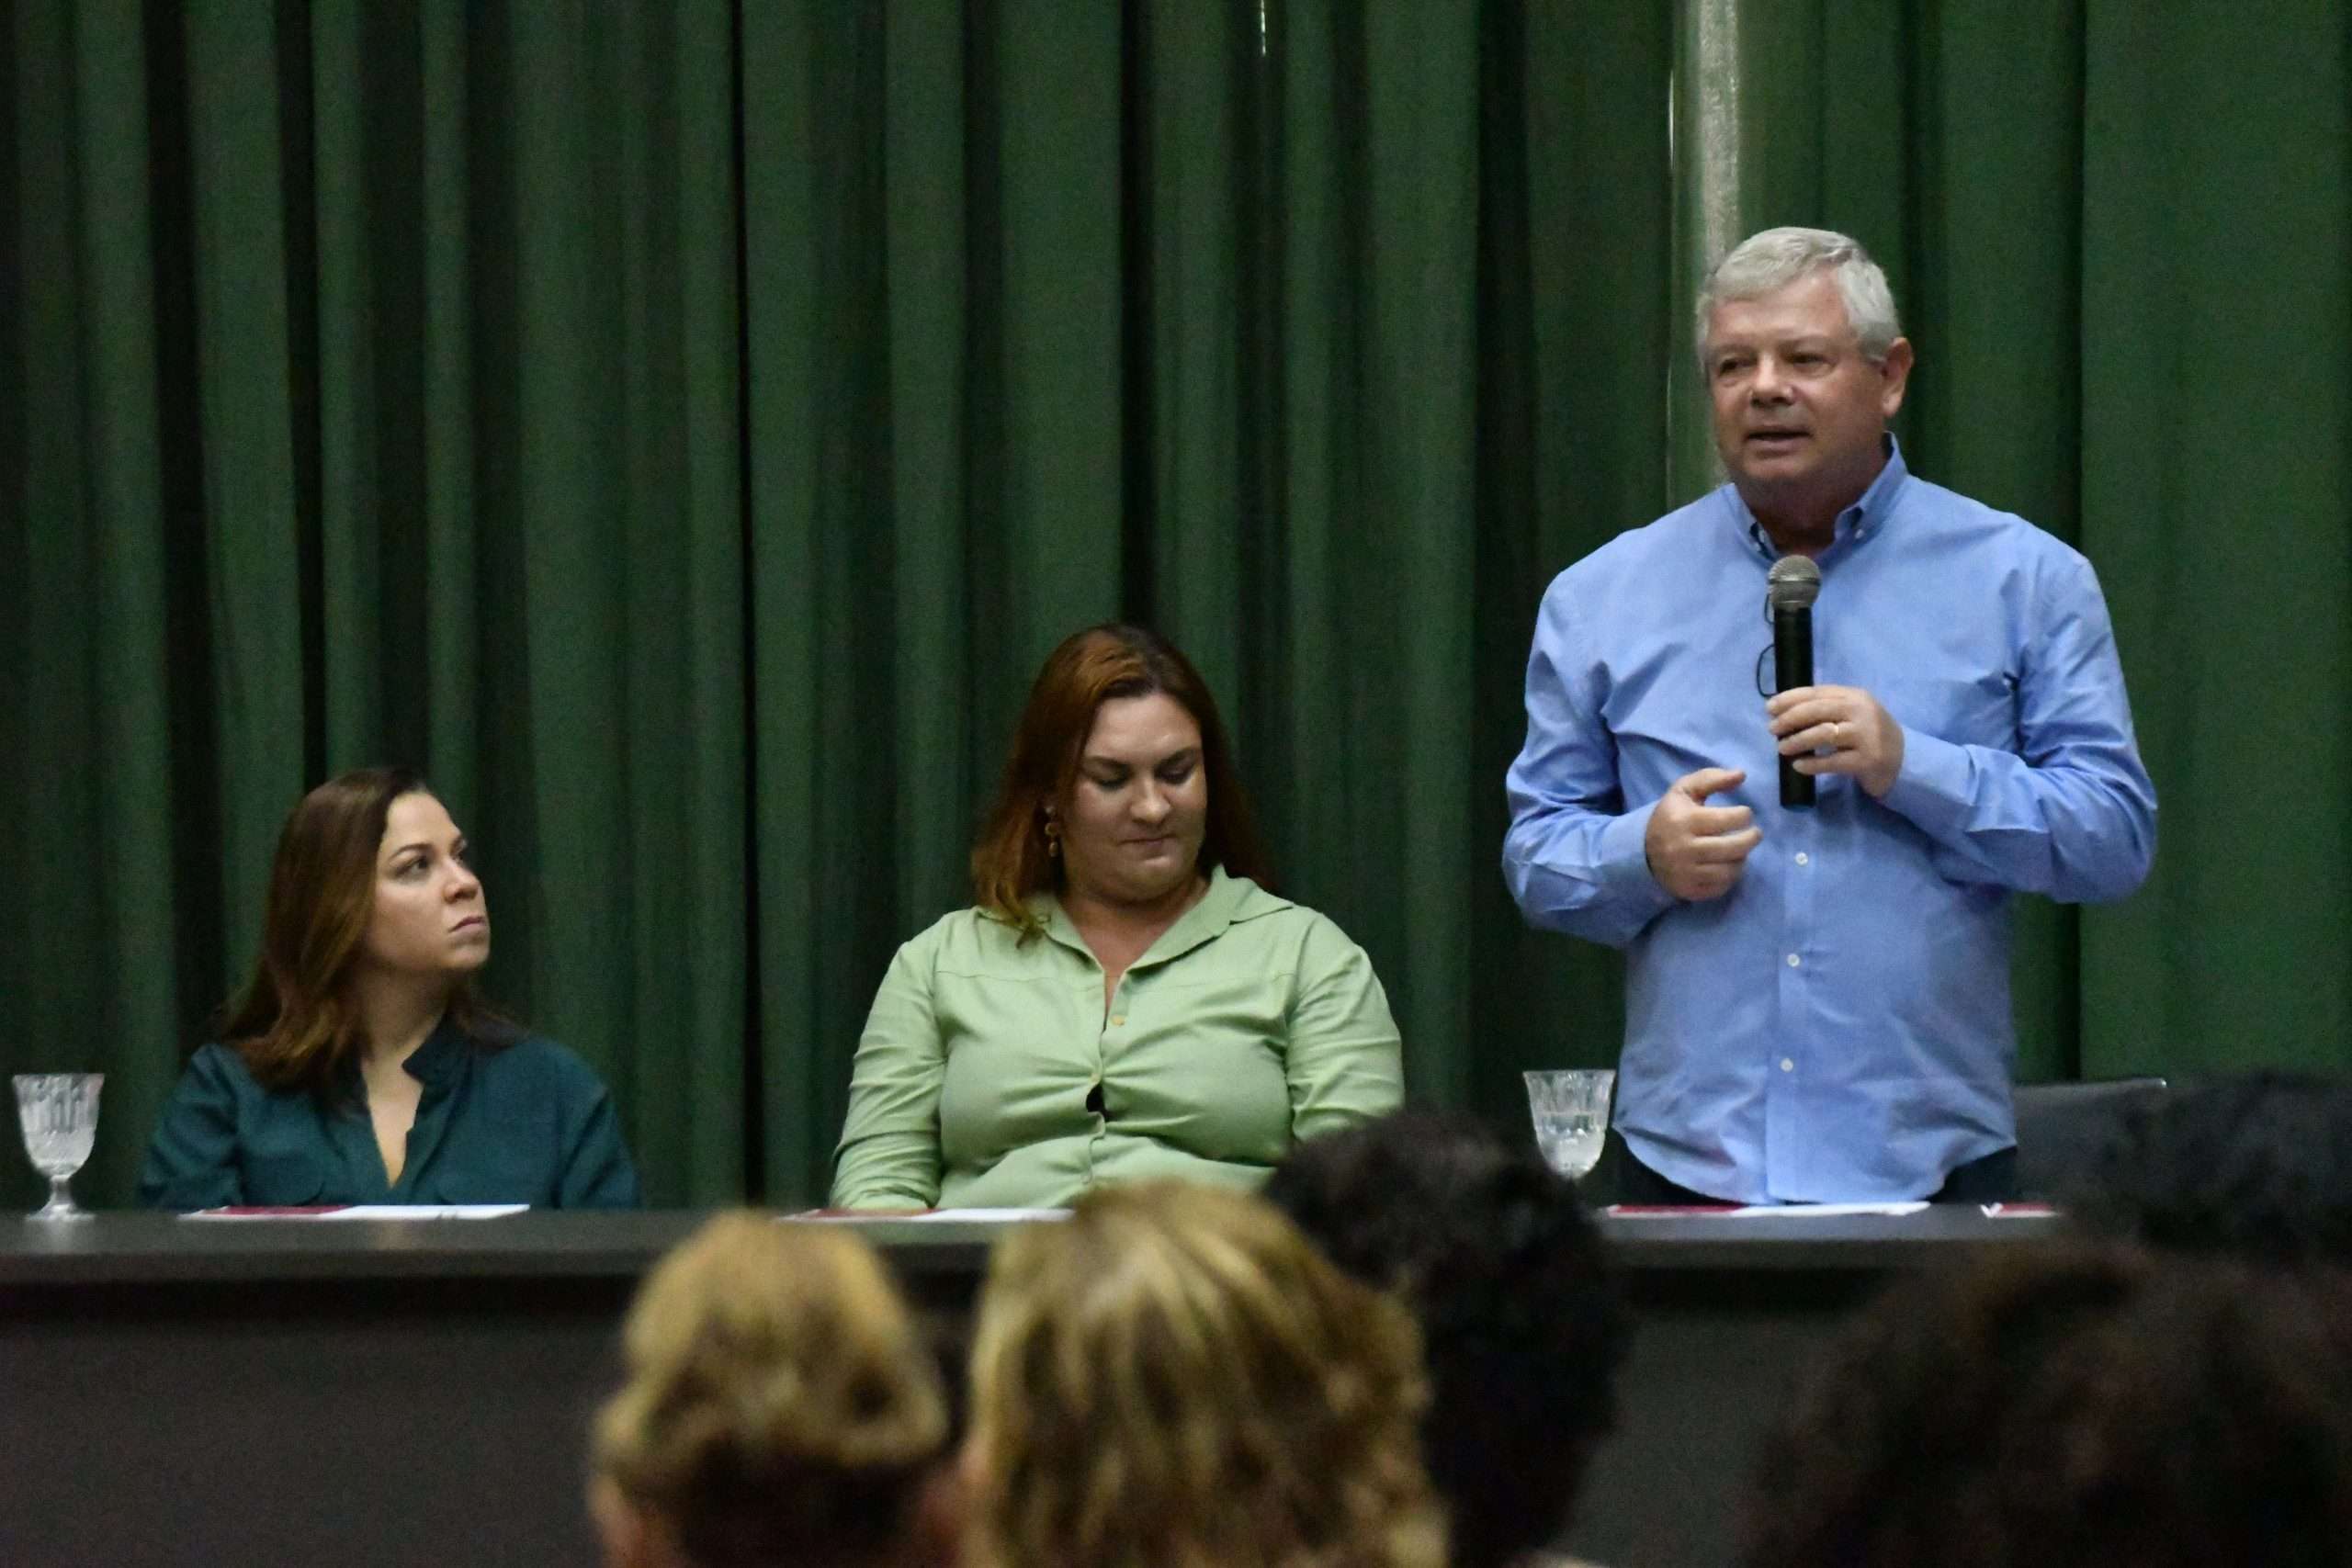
136,1046,246,1211
1502,580,1681,947
553,1077,641,1210
1283,919,1406,1141
1877,551,2158,903
830,938,947,1210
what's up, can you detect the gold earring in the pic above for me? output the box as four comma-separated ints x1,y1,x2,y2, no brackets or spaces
1044,817,1062,857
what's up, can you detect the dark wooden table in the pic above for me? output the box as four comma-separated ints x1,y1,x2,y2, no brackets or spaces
0,1207,2061,1568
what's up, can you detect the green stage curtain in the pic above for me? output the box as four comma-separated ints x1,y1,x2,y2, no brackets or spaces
6,1,2343,1209
1730,0,2352,1080
1,1,1672,1207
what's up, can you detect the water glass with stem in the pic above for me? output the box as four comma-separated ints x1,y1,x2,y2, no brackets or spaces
1523,1068,1614,1187
14,1074,103,1222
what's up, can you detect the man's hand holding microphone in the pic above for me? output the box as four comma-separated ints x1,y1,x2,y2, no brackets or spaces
1645,549,1905,901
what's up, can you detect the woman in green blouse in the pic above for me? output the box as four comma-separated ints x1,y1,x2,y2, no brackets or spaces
831,625,1405,1210
138,768,639,1210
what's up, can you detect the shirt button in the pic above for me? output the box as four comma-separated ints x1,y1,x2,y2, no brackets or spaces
1786,953,1801,968
1110,1015,1125,1027
1781,1057,1795,1073
1794,852,1809,866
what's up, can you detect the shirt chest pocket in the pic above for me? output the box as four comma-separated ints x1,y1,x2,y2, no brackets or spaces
1119,976,1292,1068
418,1116,553,1205
1879,671,2018,751
241,1142,331,1205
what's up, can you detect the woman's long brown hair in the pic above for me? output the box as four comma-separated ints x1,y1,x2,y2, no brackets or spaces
969,625,1273,937
218,767,508,1094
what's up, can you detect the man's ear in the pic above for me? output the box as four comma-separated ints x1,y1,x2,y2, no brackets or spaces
1878,336,1915,419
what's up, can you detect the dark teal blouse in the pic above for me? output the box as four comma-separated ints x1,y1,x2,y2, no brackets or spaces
136,1021,640,1210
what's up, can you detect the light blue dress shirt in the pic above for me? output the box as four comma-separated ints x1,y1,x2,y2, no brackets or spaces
1503,441,2156,1202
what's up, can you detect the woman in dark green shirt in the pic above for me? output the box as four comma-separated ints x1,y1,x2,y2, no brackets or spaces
139,767,639,1210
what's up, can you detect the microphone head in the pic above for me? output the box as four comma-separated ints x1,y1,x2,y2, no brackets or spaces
1767,554,1822,612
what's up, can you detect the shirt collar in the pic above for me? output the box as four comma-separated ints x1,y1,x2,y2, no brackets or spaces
1725,434,1911,560
401,1013,470,1089
330,1011,468,1106
1035,863,1261,969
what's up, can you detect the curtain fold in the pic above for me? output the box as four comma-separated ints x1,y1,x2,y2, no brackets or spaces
1729,0,2352,1083
2075,0,2352,1075
8,1,2340,1210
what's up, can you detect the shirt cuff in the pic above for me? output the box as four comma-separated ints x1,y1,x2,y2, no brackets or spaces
1599,799,1680,914
1877,726,1974,840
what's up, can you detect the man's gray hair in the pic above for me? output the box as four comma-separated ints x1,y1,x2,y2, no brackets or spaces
1698,227,1903,364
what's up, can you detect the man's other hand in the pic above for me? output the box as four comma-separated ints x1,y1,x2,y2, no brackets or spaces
1645,767,1761,900
1768,685,1905,798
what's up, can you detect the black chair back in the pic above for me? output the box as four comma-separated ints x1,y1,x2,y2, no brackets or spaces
2011,1077,2169,1201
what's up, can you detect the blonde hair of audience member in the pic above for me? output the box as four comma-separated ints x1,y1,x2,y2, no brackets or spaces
966,1181,1445,1568
591,1213,954,1568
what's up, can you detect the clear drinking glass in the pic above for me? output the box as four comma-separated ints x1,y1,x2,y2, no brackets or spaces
14,1074,103,1221
1524,1068,1614,1184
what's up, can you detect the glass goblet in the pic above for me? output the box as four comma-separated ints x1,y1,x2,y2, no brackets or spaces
14,1074,103,1222
1523,1067,1615,1185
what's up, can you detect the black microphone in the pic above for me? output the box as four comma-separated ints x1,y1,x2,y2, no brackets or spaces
1768,555,1822,809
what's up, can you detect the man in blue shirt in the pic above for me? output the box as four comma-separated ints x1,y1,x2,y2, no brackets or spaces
1503,227,2156,1204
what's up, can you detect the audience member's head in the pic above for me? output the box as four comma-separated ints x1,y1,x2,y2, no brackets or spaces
1263,1112,1630,1568
591,1213,954,1568
2065,1070,2352,1266
1742,1242,2352,1568
966,1180,1444,1568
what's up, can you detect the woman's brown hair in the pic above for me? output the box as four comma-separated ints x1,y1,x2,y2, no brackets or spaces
218,766,507,1093
967,1181,1444,1568
593,1212,950,1568
970,624,1272,934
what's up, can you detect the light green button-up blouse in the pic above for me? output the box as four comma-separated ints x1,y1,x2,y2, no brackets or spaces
830,867,1404,1210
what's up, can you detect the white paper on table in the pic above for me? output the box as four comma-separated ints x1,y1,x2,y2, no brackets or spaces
793,1207,1069,1224
319,1204,528,1219
185,1204,528,1221
1721,1201,1930,1217
1606,1201,1930,1219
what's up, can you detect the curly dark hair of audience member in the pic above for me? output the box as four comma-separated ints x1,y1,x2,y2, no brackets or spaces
592,1213,950,1568
2064,1069,2352,1267
1262,1112,1631,1568
967,1180,1446,1568
1740,1243,2352,1568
